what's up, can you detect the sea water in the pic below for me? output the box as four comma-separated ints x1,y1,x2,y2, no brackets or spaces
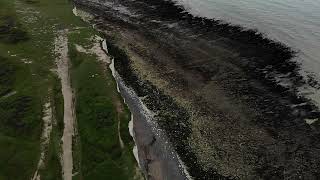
173,0,320,106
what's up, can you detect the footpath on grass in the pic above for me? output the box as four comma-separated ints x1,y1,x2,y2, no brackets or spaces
0,0,142,179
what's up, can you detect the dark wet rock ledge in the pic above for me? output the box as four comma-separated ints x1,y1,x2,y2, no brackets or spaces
74,0,320,179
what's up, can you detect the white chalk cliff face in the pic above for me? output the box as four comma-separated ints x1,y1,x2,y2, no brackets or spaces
109,55,192,179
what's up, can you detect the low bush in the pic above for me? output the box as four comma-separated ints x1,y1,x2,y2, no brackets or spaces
0,16,29,44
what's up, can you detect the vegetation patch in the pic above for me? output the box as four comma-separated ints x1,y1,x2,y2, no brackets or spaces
52,76,64,137
38,77,63,180
0,0,139,178
0,0,54,179
0,94,35,135
0,56,40,138
25,0,40,4
0,56,16,96
0,134,40,180
0,16,29,44
0,57,41,179
39,132,63,180
69,43,138,179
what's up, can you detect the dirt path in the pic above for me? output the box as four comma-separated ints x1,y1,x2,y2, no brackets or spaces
54,29,74,180
31,101,53,180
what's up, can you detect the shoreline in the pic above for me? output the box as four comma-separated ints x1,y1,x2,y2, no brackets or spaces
108,52,190,180
73,0,320,179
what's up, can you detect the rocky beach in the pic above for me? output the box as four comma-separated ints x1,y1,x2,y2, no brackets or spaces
74,0,320,179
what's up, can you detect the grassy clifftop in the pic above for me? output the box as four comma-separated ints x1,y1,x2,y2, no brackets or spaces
0,0,140,179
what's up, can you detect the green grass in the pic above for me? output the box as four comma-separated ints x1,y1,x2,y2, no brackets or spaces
0,0,90,177
39,77,63,180
0,134,40,180
0,54,41,180
0,0,66,179
0,56,16,96
0,0,140,179
0,15,29,44
39,130,63,180
69,41,138,179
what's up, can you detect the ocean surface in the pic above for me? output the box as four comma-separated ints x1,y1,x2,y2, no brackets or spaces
173,0,320,106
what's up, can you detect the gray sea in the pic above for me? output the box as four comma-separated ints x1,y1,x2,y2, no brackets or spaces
174,0,320,106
